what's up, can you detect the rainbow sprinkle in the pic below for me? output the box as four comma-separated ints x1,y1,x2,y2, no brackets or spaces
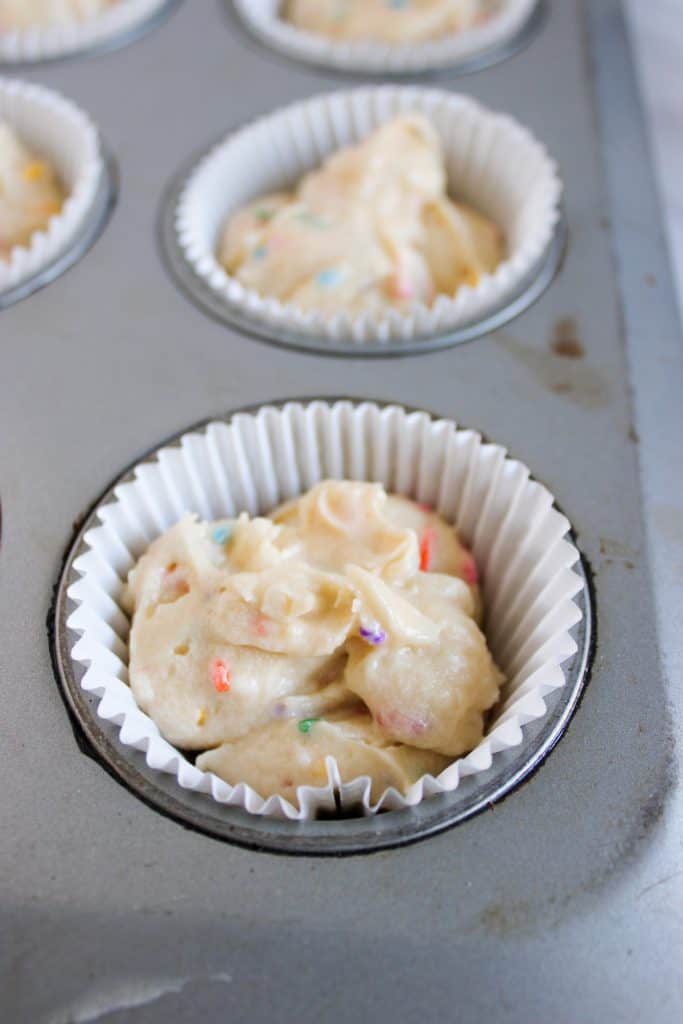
359,624,387,645
23,160,46,183
210,660,231,694
296,210,329,230
419,527,437,572
212,525,233,545
298,718,320,735
316,268,344,288
462,555,479,586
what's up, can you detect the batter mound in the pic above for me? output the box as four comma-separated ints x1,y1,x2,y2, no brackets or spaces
0,121,64,261
218,115,504,319
124,480,504,804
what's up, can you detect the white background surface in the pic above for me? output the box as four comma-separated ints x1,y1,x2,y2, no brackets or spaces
626,0,683,313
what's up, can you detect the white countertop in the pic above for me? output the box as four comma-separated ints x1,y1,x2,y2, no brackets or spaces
625,0,683,313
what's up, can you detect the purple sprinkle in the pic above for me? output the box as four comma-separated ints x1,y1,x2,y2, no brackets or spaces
272,702,289,720
360,625,387,646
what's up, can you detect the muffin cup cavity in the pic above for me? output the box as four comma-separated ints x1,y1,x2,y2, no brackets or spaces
0,0,175,64
64,400,585,822
233,0,541,76
0,78,105,299
174,87,562,350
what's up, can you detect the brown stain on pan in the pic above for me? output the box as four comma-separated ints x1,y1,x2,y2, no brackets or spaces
550,317,585,359
599,537,639,570
495,329,610,410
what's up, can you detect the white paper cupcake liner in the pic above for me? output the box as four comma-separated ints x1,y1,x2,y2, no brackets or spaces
0,78,103,296
65,400,585,821
0,0,172,64
175,87,562,348
233,0,540,75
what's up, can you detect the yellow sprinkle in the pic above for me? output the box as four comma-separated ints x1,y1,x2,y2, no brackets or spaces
461,268,480,288
196,709,207,727
42,201,62,218
311,758,328,784
23,161,47,183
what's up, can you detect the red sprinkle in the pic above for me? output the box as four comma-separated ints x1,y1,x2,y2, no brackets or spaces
254,615,268,638
161,569,189,601
377,709,428,737
462,555,479,586
419,527,437,572
210,660,231,693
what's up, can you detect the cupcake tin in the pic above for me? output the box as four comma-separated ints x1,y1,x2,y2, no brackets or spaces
2,1,682,1021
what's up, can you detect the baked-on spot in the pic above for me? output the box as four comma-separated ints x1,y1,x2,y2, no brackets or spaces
550,317,585,359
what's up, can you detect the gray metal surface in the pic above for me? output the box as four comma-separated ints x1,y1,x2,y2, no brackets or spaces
1,0,681,1021
51,401,594,855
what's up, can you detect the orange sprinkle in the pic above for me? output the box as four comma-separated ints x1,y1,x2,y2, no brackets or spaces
419,527,437,572
461,267,480,288
23,160,46,183
210,660,231,693
160,566,189,602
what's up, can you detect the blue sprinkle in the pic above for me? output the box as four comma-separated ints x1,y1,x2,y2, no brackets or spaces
252,245,268,262
212,525,233,545
316,268,343,288
388,0,409,8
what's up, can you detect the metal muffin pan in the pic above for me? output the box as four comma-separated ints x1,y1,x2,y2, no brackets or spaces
1,1,681,1020
50,401,594,855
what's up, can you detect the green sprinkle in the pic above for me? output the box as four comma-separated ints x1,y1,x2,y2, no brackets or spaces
254,207,273,222
295,210,329,230
298,718,321,735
